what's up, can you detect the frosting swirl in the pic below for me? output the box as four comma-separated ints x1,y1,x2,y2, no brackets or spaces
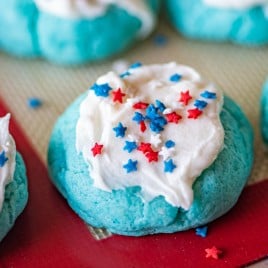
0,114,16,212
76,63,224,210
33,0,155,38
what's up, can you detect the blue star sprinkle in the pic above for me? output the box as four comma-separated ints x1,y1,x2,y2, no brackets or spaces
195,226,208,238
145,104,167,133
27,97,43,109
120,71,130,78
164,159,177,173
170,73,182,82
123,141,137,153
113,122,127,138
165,140,175,148
123,159,138,173
129,62,142,69
153,34,168,46
132,112,146,124
90,83,112,97
155,100,166,112
194,100,208,110
0,151,8,167
200,91,217,99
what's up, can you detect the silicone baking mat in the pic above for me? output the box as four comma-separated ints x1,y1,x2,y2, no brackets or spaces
0,19,268,267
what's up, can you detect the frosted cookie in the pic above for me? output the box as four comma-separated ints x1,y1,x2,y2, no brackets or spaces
0,0,159,64
165,0,268,45
261,79,268,145
48,62,253,236
0,114,28,241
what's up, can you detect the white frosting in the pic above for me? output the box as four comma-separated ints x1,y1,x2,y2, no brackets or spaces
76,63,224,210
204,0,268,9
0,115,16,212
33,0,155,38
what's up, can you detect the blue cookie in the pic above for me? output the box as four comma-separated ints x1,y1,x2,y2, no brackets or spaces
261,79,268,145
48,93,253,236
0,0,159,64
0,153,28,242
165,0,268,45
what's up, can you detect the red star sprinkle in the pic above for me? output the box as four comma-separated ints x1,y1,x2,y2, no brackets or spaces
112,88,126,103
205,246,222,259
138,142,153,154
179,90,192,105
166,112,182,124
145,151,159,163
132,101,149,110
187,108,203,119
140,121,147,132
91,143,104,157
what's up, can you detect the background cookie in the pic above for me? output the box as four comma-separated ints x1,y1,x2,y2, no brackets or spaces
261,79,268,145
0,0,159,64
48,63,253,236
165,0,268,45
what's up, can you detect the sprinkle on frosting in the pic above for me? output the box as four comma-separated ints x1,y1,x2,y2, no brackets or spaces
188,108,203,119
76,62,224,210
196,226,208,238
113,122,127,138
123,159,138,173
170,73,182,82
0,151,8,167
123,141,137,153
90,83,112,97
164,159,177,173
205,246,222,259
179,90,192,105
112,88,126,103
91,143,104,157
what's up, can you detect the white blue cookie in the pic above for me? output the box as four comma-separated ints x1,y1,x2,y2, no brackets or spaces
261,79,268,145
0,114,28,242
48,63,253,236
0,0,159,64
165,0,268,45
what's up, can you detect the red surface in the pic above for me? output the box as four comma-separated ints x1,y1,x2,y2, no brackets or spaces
0,98,268,268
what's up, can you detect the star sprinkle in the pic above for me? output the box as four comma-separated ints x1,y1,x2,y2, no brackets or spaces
112,88,126,103
140,121,147,133
145,151,159,163
195,226,208,238
164,159,177,173
0,151,8,167
123,159,138,173
170,73,182,82
188,108,203,119
27,97,43,109
179,90,192,105
113,122,127,138
155,100,166,112
159,147,174,161
205,246,222,259
123,141,137,153
150,134,162,148
165,140,175,148
90,83,112,97
133,112,146,124
165,112,182,124
194,100,208,110
120,71,130,78
201,91,217,99
129,62,142,69
138,142,153,154
133,102,149,110
91,143,104,157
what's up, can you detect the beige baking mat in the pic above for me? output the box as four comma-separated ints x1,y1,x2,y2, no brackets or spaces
0,20,267,184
